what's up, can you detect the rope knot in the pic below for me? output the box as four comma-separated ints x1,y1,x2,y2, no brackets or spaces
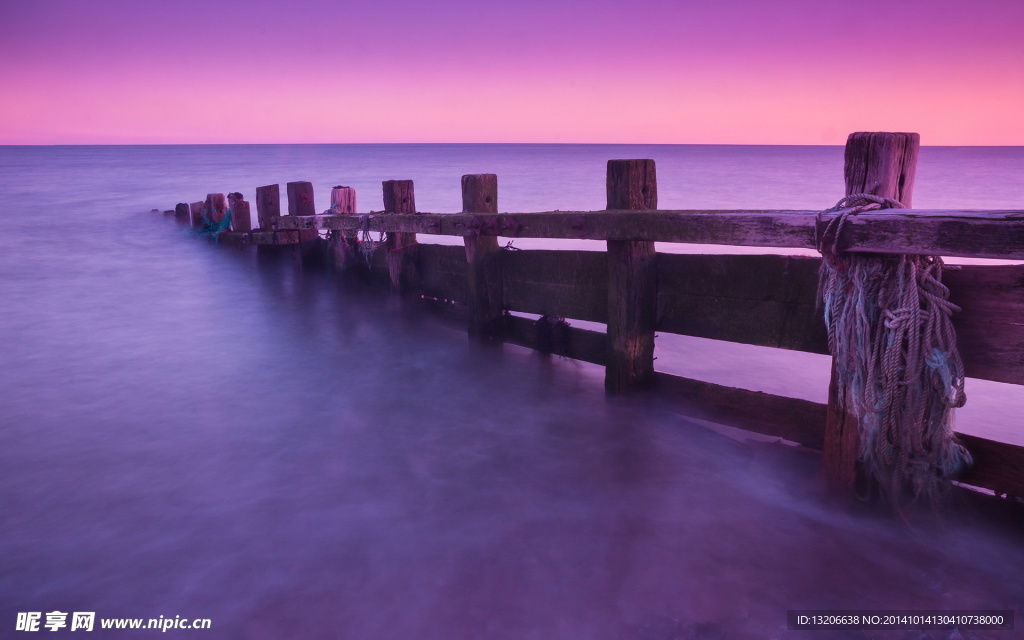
816,192,970,506
816,193,905,256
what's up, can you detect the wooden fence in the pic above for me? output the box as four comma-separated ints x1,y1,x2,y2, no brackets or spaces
166,132,1024,501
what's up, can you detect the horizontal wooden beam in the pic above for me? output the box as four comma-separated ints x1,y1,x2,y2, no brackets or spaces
493,253,1024,385
656,254,828,353
956,434,1024,497
655,373,828,449
651,373,1024,497
273,209,1024,260
503,250,608,323
250,230,300,245
503,314,607,365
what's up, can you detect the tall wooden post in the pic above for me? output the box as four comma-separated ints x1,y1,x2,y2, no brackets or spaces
285,181,321,268
382,180,419,293
605,159,658,394
204,193,228,224
462,174,503,341
820,132,920,494
286,181,318,242
842,132,919,207
255,184,280,230
286,181,316,216
174,202,190,224
327,187,358,270
189,201,204,228
230,200,252,232
331,186,357,214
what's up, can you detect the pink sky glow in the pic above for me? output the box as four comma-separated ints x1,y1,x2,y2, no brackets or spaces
1,0,1023,145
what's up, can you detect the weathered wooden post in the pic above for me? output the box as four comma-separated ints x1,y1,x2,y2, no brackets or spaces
256,184,281,230
227,192,251,232
254,184,289,257
286,181,318,242
331,186,357,214
605,160,658,393
328,186,359,270
174,202,190,224
204,193,228,226
820,132,920,494
462,174,503,340
189,201,204,228
286,181,322,266
382,180,419,293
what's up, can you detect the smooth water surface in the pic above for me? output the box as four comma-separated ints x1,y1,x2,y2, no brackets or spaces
1,145,1022,638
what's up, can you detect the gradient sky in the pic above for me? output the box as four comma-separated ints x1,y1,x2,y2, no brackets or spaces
2,0,1023,145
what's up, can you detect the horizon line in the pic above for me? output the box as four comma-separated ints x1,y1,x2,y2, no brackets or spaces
3,141,1024,148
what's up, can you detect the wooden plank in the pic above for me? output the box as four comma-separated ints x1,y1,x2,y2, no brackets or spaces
462,174,504,341
273,209,1024,260
502,250,608,323
651,256,1022,385
655,372,828,450
948,264,1024,385
652,373,1024,498
418,244,468,304
656,254,828,352
503,314,607,365
382,180,419,293
276,217,1024,383
217,231,250,247
492,252,1023,386
956,323,1024,386
942,257,1024,387
276,230,300,244
659,295,827,352
249,230,299,245
956,434,1024,498
497,250,1024,386
945,264,1024,327
606,159,657,393
255,184,280,230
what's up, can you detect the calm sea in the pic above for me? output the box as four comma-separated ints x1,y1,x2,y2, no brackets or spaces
1,144,1021,638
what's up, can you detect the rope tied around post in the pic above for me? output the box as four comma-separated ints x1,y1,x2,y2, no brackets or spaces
358,214,386,265
816,193,971,505
196,207,232,241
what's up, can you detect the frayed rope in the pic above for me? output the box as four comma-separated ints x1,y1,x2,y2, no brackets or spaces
817,194,971,505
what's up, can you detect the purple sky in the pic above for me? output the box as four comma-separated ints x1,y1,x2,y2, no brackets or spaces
2,0,1023,144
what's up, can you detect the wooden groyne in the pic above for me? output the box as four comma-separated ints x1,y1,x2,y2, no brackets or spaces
163,132,1024,503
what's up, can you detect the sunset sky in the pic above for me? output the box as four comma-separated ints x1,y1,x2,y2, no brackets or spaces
2,0,1022,145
